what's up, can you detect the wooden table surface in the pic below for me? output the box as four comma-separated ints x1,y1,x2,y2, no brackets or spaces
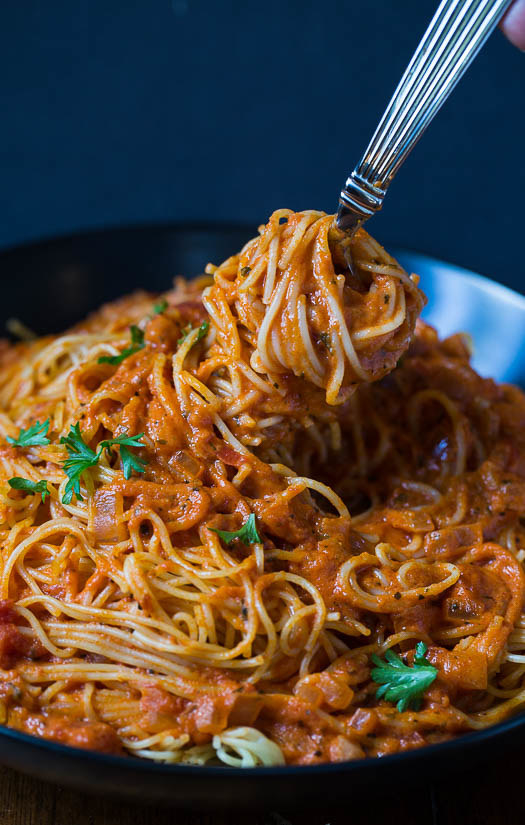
0,744,523,825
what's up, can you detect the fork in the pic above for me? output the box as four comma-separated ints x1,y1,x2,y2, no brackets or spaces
336,0,513,236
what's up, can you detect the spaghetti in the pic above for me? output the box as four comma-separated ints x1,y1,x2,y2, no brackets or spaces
0,210,523,766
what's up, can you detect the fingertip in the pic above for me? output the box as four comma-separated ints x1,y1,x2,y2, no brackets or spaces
500,0,525,51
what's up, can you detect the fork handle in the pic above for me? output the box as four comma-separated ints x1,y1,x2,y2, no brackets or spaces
336,0,513,232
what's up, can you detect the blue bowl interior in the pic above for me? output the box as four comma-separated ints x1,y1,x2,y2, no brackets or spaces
397,250,525,386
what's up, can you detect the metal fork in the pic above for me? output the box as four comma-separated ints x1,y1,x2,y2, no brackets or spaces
336,0,513,235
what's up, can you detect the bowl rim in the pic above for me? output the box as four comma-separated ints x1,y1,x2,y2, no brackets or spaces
0,709,524,777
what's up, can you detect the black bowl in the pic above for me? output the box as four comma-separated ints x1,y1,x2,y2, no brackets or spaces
0,223,524,810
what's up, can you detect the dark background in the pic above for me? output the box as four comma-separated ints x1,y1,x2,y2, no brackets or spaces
0,0,523,290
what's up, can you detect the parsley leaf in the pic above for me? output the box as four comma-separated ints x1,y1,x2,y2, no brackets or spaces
211,513,261,545
60,425,148,503
195,320,209,342
99,432,147,480
177,325,191,346
371,641,437,712
153,298,168,315
130,325,145,347
60,423,100,504
8,477,50,503
119,445,147,478
98,325,145,366
7,419,50,447
177,320,209,348
99,432,145,452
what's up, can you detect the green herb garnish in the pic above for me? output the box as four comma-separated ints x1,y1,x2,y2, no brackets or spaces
98,325,145,366
60,424,147,504
60,423,100,504
210,513,261,545
8,477,50,503
99,432,147,479
119,445,147,478
7,419,50,447
177,326,191,346
153,298,168,315
195,321,209,342
240,266,251,277
371,641,437,712
177,320,210,348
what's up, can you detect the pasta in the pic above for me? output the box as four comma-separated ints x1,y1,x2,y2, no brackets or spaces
0,210,523,766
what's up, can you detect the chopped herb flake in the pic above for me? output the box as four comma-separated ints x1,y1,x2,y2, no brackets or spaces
371,642,437,712
8,477,50,502
60,423,100,504
7,419,50,448
60,424,148,503
98,325,145,366
99,432,147,480
153,299,168,315
210,513,261,545
177,320,210,348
